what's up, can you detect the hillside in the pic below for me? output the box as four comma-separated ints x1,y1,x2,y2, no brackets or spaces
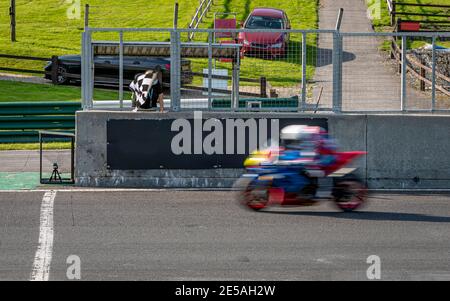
0,0,200,71
0,0,318,91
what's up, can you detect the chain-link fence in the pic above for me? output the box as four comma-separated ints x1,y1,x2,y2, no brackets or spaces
341,32,450,113
81,27,450,113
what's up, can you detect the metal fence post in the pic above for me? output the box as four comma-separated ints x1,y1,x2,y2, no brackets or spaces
88,30,94,109
391,0,396,26
208,32,213,109
335,8,344,31
119,31,124,109
431,35,436,112
332,31,343,113
81,32,89,110
260,77,267,98
338,35,343,112
81,30,94,110
301,31,307,112
81,9,93,110
173,2,179,29
51,55,59,85
232,50,240,111
420,57,426,91
401,35,407,111
170,30,181,111
10,0,16,42
84,4,89,30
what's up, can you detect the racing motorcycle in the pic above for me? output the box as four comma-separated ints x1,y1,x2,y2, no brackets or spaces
234,148,368,212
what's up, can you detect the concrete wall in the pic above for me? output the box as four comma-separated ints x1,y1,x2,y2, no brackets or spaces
76,111,450,189
366,115,450,189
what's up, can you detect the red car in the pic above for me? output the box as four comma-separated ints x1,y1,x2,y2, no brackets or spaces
238,8,291,58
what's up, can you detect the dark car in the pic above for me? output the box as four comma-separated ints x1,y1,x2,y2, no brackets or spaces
44,55,193,87
238,8,291,58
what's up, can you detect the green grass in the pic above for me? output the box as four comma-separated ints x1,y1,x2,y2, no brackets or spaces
366,0,450,48
0,80,130,102
0,142,71,151
0,0,318,90
0,0,201,68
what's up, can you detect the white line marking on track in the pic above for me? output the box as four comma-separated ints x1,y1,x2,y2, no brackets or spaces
30,190,57,281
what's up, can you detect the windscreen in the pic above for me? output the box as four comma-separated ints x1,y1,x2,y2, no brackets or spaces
245,16,284,29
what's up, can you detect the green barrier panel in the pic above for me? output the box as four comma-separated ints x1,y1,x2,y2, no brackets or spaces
0,102,81,116
0,116,75,130
0,102,79,143
0,130,75,143
211,98,299,108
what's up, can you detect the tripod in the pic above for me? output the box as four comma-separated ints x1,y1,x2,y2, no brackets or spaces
49,163,62,183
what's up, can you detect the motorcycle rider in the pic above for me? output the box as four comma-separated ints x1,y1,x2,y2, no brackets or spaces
278,125,337,177
238,125,367,211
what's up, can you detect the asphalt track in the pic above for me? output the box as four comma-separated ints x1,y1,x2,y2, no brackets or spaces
0,190,449,281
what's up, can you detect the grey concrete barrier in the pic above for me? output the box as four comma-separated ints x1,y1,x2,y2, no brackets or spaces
76,111,450,189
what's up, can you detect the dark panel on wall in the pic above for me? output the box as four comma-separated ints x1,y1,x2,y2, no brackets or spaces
107,117,327,170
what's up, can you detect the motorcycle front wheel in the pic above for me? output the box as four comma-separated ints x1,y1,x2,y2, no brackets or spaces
234,177,270,211
332,174,368,212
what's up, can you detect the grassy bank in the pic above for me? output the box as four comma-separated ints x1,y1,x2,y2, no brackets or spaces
0,80,130,102
0,0,318,89
0,0,200,69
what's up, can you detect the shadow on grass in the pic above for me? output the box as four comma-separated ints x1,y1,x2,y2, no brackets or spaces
245,40,356,68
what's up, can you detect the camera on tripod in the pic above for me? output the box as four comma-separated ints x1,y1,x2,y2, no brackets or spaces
49,162,62,183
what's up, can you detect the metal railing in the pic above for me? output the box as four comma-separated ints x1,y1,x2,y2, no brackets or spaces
387,0,450,28
80,27,450,113
390,38,450,97
187,0,214,41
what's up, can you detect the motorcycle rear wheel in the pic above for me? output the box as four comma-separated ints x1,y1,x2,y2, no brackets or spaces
332,174,367,212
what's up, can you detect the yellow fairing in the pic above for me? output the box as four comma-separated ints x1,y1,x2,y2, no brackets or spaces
244,149,271,167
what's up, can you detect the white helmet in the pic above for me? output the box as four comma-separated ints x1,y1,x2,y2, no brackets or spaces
280,125,322,149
